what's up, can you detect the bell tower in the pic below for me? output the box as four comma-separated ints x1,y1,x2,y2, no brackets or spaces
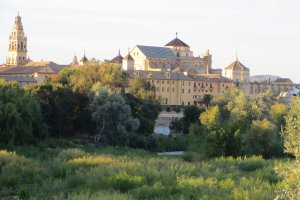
6,13,28,66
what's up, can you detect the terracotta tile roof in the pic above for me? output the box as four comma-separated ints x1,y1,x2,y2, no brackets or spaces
0,61,65,74
128,70,232,83
128,70,193,81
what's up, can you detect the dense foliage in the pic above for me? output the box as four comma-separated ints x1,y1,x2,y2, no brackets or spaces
0,80,47,145
190,89,286,158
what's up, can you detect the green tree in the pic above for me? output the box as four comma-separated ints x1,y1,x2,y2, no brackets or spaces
278,96,300,199
123,93,161,136
243,119,283,158
202,94,213,108
92,90,140,146
182,105,205,133
0,80,47,145
270,103,287,126
199,106,220,129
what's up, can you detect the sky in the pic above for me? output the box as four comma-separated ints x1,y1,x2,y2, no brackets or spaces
0,0,300,82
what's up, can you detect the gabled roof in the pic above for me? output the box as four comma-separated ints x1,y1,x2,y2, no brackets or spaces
225,60,249,71
165,37,190,47
135,45,176,59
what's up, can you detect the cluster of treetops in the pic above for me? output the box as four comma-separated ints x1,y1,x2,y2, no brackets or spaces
0,61,298,159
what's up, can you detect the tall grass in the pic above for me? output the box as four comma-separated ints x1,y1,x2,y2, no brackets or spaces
0,147,286,200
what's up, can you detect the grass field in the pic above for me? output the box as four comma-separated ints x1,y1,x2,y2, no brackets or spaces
0,141,286,200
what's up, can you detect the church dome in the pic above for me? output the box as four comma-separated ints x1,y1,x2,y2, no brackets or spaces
110,50,124,64
225,60,249,71
80,55,88,62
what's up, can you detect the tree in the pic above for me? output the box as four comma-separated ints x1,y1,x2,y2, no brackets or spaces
277,96,300,199
92,90,140,146
202,94,213,108
0,80,47,145
26,82,92,137
243,119,283,158
123,93,161,136
270,103,287,126
199,106,220,129
182,105,205,133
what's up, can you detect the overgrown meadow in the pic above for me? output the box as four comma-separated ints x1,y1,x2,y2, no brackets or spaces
0,141,288,200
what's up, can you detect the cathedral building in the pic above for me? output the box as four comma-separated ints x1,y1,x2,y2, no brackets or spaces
122,34,213,74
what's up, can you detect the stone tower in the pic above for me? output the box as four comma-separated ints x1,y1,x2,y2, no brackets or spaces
6,13,28,66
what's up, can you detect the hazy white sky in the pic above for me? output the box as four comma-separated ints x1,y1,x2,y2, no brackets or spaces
1,0,300,82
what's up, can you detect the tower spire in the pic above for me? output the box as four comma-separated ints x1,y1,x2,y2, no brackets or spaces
118,49,121,56
176,32,178,38
236,51,238,61
7,14,28,66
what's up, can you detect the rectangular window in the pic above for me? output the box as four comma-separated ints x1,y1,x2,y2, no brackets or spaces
182,89,184,93
182,81,184,86
188,89,190,93
172,81,175,84
172,88,175,92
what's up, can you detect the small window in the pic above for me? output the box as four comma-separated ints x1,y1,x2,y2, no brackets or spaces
182,102,184,106
162,80,164,84
162,87,164,92
188,102,190,105
172,88,175,92
172,81,175,84
182,89,184,93
182,81,184,86
188,89,190,93
167,87,169,92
